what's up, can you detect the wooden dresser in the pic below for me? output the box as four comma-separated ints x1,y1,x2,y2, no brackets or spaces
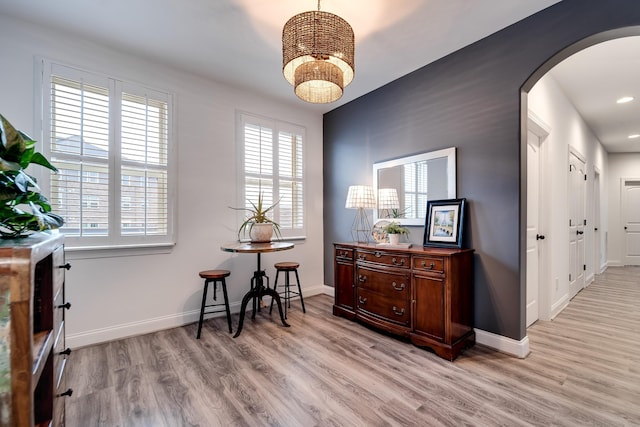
333,242,474,361
0,232,72,426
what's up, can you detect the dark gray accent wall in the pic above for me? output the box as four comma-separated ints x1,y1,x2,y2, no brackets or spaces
323,0,640,341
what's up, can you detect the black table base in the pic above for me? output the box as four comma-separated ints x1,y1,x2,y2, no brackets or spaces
233,254,290,338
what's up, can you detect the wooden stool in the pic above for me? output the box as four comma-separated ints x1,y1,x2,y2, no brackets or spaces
197,270,232,338
269,262,305,319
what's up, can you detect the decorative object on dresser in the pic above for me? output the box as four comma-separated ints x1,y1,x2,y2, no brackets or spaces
333,242,474,361
424,198,466,248
345,185,376,243
0,232,71,426
0,114,64,239
380,221,409,246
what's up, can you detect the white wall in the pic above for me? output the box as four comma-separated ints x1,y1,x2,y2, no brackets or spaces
528,73,608,319
607,153,640,265
0,15,326,347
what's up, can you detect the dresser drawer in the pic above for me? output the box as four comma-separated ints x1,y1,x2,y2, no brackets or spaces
356,249,410,269
357,288,410,326
413,255,445,274
356,265,409,296
335,246,354,261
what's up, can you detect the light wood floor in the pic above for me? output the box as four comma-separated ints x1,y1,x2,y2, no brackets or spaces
66,267,640,426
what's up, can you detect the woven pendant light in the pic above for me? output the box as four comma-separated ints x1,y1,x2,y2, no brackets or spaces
282,1,355,103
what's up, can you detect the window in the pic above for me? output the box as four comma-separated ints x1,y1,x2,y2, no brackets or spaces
40,60,174,249
238,113,305,239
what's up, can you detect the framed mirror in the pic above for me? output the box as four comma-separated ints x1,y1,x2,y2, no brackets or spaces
373,147,456,226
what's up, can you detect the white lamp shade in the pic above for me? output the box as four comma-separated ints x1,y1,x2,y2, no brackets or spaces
345,185,376,209
377,188,400,210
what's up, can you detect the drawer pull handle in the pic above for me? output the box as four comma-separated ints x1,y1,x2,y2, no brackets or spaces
358,275,367,283
421,261,435,269
58,388,73,398
392,306,405,316
358,254,366,260
58,262,72,270
374,251,382,258
359,296,367,305
391,257,405,266
59,347,72,356
57,302,72,310
391,282,405,291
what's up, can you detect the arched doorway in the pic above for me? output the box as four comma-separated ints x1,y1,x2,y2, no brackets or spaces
521,29,640,333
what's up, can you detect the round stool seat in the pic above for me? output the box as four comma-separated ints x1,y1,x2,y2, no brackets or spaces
274,262,299,271
199,269,231,279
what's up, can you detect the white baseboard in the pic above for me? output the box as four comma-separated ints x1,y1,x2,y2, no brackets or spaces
67,284,330,349
550,294,569,319
474,328,530,358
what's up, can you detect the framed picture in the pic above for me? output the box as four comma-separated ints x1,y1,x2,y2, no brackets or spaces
423,198,466,248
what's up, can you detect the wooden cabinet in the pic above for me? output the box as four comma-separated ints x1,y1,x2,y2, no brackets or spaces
333,243,474,361
333,246,356,319
0,232,71,426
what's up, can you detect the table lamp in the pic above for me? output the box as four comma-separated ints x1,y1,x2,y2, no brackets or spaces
377,188,400,218
345,185,376,242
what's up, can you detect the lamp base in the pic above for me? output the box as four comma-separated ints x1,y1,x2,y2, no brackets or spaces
351,208,371,243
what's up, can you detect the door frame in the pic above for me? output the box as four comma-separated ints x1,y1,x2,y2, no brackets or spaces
621,177,640,266
526,112,550,323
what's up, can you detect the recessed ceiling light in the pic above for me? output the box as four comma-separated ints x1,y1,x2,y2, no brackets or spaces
617,96,634,104
629,134,640,139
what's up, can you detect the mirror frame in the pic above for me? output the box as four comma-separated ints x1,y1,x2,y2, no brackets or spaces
373,147,457,226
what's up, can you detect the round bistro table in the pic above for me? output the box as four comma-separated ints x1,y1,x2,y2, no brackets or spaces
220,241,294,337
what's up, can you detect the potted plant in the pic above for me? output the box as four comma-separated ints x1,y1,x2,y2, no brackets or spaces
230,192,281,242
382,221,409,245
0,114,64,239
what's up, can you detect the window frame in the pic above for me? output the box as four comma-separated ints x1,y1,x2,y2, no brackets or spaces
236,111,306,240
37,58,176,254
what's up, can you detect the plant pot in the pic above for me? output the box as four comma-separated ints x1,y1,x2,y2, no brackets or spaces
250,223,274,243
388,233,400,245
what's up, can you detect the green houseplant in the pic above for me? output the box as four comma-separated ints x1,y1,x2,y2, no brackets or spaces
0,114,64,238
382,221,409,245
230,192,281,242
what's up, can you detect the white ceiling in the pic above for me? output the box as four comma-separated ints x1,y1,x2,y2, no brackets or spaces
549,36,640,153
0,0,637,153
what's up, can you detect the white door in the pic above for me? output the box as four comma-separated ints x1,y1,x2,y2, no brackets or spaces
622,180,640,265
526,130,542,327
568,151,586,299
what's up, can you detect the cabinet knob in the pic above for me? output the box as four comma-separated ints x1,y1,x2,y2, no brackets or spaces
58,347,72,356
58,263,72,270
57,302,72,310
57,388,73,398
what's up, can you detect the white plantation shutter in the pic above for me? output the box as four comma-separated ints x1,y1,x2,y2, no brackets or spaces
120,91,169,236
50,75,111,236
43,61,174,249
239,113,305,238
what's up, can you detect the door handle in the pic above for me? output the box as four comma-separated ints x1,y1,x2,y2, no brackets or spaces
577,230,584,235
536,234,545,240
